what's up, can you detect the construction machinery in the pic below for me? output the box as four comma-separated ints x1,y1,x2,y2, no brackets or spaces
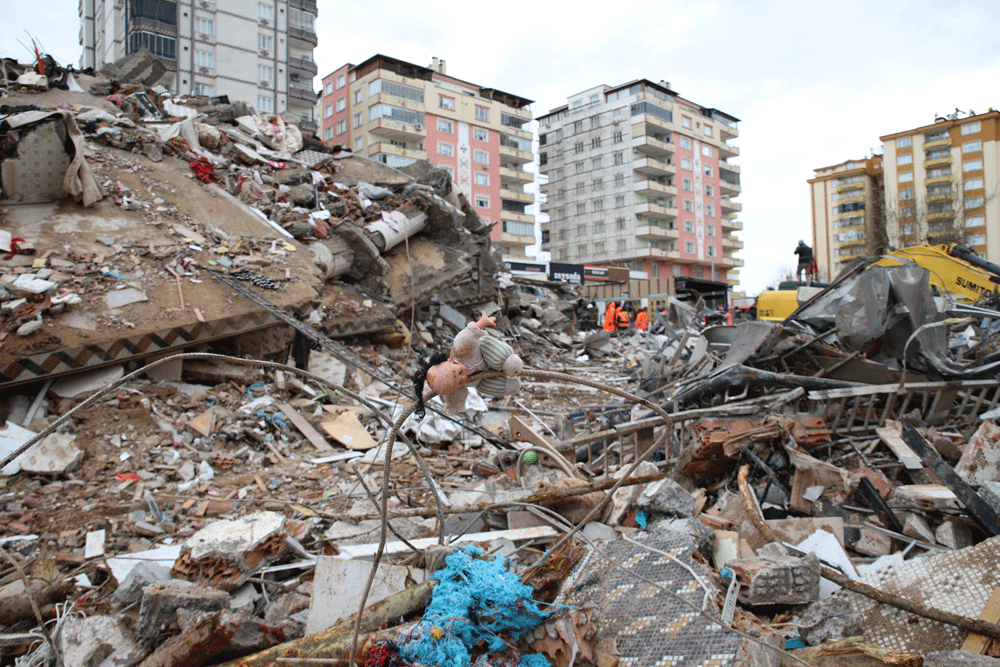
757,244,1000,322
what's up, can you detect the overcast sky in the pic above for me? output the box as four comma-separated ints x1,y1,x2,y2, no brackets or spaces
4,0,1000,295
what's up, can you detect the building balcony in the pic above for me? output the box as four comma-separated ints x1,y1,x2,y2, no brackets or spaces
635,202,678,221
718,143,739,159
926,191,953,202
634,225,679,240
499,144,533,164
289,0,318,11
722,219,743,231
719,255,744,268
836,180,864,192
500,166,533,185
716,117,739,140
633,156,675,178
634,180,677,197
720,197,742,213
288,26,318,46
923,137,951,150
130,16,177,35
500,188,534,204
502,211,535,224
925,174,953,185
371,117,426,141
288,56,318,76
501,232,536,247
927,209,954,221
632,134,675,157
631,113,672,134
719,161,740,174
370,142,426,161
288,84,316,102
924,156,952,168
722,237,744,250
634,247,681,260
719,179,741,195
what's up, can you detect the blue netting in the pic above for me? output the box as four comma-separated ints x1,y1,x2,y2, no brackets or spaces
400,547,555,667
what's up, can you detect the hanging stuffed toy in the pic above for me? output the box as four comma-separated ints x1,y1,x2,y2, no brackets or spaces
413,312,523,417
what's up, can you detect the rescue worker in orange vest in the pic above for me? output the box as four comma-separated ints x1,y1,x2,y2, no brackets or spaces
603,301,617,332
615,304,630,332
635,307,649,331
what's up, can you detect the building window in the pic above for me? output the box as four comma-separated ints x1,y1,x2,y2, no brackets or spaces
574,141,584,153
965,177,984,190
614,174,625,187
683,199,693,212
337,74,346,89
896,136,911,148
474,127,488,141
705,204,714,217
617,239,627,251
590,116,601,128
575,244,587,257
684,220,693,232
707,245,716,257
439,95,454,110
963,140,982,153
901,206,915,218
258,64,273,82
257,95,274,113
899,188,914,200
705,184,713,196
898,153,912,165
682,178,693,191
353,113,362,128
573,121,584,133
899,172,914,183
354,137,363,151
707,223,715,237
474,172,489,186
964,158,983,171
680,137,692,150
682,116,692,129
576,182,586,194
474,195,490,208
336,97,346,112
437,118,453,133
968,233,986,246
701,145,712,157
685,241,695,253
681,157,692,170
703,125,712,137
966,215,986,227
438,141,455,157
595,241,606,253
324,104,333,118
613,131,623,143
194,83,214,96
194,50,213,68
962,121,981,135
324,82,333,96
966,196,985,209
591,157,602,169
615,194,626,207
336,120,346,135
324,127,333,140
195,17,214,35
259,3,273,19
354,89,362,104
476,106,489,122
613,152,624,165
474,149,489,166
258,33,273,50
616,217,627,230
575,162,585,174
577,223,587,236
704,165,713,177
593,199,604,212
591,137,602,149
576,203,586,215
613,109,623,122
592,178,603,190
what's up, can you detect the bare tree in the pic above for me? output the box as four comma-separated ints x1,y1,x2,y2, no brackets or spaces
884,175,996,250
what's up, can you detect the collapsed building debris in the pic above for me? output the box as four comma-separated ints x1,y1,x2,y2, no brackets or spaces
7,48,1000,667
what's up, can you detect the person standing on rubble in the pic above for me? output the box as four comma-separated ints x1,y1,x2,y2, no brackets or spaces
615,303,631,333
795,240,814,284
603,301,617,332
635,306,649,331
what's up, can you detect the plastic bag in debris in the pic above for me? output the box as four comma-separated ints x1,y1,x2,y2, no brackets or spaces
357,182,393,200
399,546,555,667
252,113,303,155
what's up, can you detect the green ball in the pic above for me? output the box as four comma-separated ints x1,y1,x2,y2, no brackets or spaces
523,451,539,465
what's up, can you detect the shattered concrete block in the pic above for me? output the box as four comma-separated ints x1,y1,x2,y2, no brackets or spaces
135,579,229,642
979,481,1000,515
729,549,820,606
925,650,1000,667
853,528,894,557
19,433,82,475
793,596,864,646
902,513,936,544
113,561,173,601
888,484,961,511
956,420,1000,486
648,516,714,559
100,46,167,86
177,608,300,653
171,512,287,590
580,521,618,543
934,521,973,550
635,477,695,518
56,615,147,667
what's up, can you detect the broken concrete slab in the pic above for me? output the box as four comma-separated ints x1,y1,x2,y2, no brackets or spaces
729,547,820,606
18,432,82,475
56,614,147,667
136,579,229,642
171,511,287,590
112,560,174,601
956,419,1000,486
105,286,149,309
0,421,36,475
792,597,864,646
305,556,424,635
307,350,347,388
50,364,125,398
635,477,695,518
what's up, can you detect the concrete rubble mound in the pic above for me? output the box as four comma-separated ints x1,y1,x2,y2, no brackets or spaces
5,50,1000,667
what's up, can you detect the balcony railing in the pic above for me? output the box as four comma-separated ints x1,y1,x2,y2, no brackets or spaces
130,17,178,35
289,0,318,12
288,56,317,75
288,26,317,46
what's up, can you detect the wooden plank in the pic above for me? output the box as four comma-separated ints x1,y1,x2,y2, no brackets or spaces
901,420,1000,536
876,421,923,470
962,586,1000,654
277,403,334,452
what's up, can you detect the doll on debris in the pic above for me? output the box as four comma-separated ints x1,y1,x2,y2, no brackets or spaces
413,312,523,418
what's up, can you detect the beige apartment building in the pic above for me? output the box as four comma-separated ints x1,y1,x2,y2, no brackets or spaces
810,109,1000,281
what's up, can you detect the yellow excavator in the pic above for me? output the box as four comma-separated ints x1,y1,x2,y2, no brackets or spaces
757,244,1000,322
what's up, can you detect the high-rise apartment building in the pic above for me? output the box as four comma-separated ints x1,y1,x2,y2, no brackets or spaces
809,110,999,280
79,0,319,130
808,156,883,281
319,56,535,259
537,80,743,285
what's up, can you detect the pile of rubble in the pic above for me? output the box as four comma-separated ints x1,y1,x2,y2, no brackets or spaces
4,50,1000,667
